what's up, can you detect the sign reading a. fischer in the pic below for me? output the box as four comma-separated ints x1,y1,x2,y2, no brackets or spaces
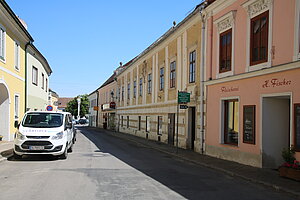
262,78,291,88
178,91,190,103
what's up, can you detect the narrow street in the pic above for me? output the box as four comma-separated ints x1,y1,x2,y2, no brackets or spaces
0,127,296,200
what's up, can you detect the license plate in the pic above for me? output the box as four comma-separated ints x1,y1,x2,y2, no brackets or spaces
29,146,44,150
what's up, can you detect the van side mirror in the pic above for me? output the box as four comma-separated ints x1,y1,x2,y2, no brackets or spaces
65,123,72,130
14,121,19,128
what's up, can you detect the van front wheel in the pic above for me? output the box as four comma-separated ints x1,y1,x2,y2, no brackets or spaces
59,146,68,160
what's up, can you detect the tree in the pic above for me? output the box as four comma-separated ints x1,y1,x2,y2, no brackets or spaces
66,94,89,118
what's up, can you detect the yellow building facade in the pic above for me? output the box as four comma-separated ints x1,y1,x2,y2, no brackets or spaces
0,1,33,141
115,7,204,152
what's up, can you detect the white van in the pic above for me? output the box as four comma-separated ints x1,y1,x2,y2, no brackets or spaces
13,111,75,159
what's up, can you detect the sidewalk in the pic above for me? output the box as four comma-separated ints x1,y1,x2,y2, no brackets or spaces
0,141,13,162
88,127,300,198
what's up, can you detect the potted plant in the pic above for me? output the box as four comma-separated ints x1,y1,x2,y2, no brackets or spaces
278,146,300,181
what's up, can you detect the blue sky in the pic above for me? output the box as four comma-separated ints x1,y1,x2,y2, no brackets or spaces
7,0,201,97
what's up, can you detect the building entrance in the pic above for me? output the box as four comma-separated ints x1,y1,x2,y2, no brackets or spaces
262,95,291,168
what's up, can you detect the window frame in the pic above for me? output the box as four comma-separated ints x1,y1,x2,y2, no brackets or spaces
139,78,143,96
14,94,20,120
127,116,129,128
146,116,150,132
127,83,130,100
14,41,20,71
138,116,141,131
157,116,163,135
189,50,196,83
147,73,152,94
133,80,137,98
0,25,6,62
223,99,239,146
250,11,269,66
32,66,38,86
219,29,232,73
170,61,176,88
41,73,45,89
121,86,124,101
159,67,164,91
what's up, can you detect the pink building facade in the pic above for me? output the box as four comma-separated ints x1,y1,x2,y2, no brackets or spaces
204,0,300,168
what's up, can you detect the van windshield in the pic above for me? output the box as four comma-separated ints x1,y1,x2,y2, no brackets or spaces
22,113,63,128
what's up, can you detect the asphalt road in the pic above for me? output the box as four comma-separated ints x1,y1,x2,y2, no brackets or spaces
0,127,296,200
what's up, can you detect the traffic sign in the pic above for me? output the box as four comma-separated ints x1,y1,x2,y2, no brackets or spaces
46,105,53,111
178,91,190,103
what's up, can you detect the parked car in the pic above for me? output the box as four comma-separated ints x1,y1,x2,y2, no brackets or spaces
78,118,87,124
13,111,75,159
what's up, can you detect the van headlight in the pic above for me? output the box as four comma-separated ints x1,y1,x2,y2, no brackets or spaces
15,131,25,140
52,132,63,140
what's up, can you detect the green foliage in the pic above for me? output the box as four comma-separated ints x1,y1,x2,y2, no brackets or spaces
65,94,89,118
282,146,296,164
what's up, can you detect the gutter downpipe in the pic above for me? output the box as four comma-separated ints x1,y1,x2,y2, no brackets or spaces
96,90,99,127
199,4,207,155
24,41,32,113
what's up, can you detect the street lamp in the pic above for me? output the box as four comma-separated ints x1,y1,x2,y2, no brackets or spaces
77,97,81,120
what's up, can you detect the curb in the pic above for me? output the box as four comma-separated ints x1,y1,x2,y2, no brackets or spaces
87,127,300,198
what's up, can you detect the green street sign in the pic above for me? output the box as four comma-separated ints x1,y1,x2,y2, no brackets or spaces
178,91,190,103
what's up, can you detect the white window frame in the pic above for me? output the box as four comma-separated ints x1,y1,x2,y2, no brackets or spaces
146,116,150,132
14,41,20,71
294,0,300,61
214,11,236,79
41,73,45,89
243,0,273,72
32,66,38,86
14,94,20,120
0,24,6,63
220,96,240,146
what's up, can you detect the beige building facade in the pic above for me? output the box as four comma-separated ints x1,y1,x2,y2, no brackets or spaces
115,7,204,152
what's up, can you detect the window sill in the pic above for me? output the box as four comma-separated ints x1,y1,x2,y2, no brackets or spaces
221,143,239,148
247,61,270,72
217,70,233,79
0,57,6,64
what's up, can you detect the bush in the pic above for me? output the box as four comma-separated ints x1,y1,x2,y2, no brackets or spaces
282,146,296,164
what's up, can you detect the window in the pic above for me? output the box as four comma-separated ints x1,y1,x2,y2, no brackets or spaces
46,78,48,92
250,11,269,66
14,95,19,120
15,41,20,70
189,51,196,83
42,73,45,89
121,116,124,127
0,26,5,61
170,61,176,88
121,86,124,101
159,68,164,91
127,83,130,100
32,66,38,86
127,116,129,128
118,87,121,102
139,78,143,96
147,73,152,94
157,116,163,135
133,80,137,98
219,30,232,73
146,116,150,132
224,99,239,145
243,105,256,144
138,116,141,130
294,104,300,151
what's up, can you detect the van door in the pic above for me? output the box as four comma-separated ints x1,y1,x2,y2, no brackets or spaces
64,115,72,146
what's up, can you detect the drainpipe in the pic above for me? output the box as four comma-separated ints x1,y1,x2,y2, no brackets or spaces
96,90,99,127
24,41,32,113
199,3,207,154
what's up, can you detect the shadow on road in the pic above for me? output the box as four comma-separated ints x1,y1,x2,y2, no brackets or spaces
77,127,251,200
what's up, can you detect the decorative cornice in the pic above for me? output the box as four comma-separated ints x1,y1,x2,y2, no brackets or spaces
243,0,273,18
214,11,236,33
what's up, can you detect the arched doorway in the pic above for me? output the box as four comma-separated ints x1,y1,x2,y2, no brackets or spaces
0,82,10,141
